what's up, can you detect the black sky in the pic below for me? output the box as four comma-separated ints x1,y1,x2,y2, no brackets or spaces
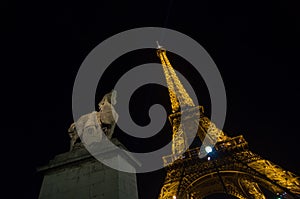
2,1,300,198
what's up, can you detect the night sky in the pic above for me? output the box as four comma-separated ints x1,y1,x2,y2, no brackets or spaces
3,1,300,198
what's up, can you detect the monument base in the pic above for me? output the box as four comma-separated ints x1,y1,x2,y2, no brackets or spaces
38,139,139,199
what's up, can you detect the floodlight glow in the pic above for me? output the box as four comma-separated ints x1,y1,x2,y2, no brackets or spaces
205,146,212,153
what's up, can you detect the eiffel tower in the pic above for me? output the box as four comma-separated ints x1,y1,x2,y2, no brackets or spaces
156,45,300,199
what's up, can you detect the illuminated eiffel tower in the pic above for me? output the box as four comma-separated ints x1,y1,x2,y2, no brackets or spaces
156,45,300,199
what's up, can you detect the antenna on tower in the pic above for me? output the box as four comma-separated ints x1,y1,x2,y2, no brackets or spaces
156,41,163,49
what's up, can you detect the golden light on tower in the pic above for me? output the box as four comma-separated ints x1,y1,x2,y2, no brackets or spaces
156,44,300,199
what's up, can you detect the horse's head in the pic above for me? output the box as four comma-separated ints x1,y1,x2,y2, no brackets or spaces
98,90,117,109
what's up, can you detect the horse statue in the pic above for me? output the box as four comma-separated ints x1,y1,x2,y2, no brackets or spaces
67,90,119,151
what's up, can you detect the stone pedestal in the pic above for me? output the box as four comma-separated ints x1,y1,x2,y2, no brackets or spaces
38,139,140,199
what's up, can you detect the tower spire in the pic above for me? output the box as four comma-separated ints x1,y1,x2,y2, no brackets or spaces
156,46,195,113
157,46,226,156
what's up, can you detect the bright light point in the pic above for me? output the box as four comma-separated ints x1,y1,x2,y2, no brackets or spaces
173,196,176,199
207,157,211,160
205,146,212,153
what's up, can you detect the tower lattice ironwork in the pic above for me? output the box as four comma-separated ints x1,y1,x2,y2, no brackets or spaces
157,46,300,199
